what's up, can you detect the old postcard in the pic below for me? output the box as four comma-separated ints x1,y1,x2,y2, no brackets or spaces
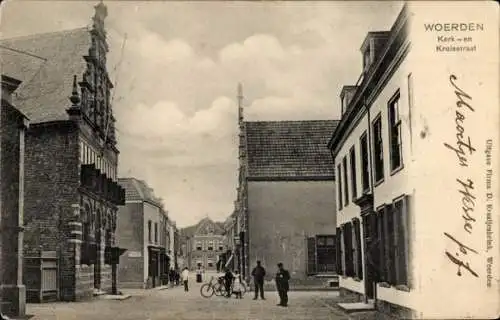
0,1,498,319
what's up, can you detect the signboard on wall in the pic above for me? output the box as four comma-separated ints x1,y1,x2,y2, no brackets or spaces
128,251,142,258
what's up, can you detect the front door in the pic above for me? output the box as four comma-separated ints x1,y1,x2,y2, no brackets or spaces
363,213,379,299
148,249,158,288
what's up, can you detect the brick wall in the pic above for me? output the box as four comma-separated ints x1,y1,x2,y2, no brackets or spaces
23,122,80,300
247,180,336,280
116,202,144,287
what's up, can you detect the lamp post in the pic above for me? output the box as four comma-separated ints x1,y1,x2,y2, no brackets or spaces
234,236,241,272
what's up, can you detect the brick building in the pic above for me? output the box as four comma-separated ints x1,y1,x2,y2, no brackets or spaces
0,2,126,301
116,178,172,289
0,75,29,317
180,218,226,271
233,85,339,281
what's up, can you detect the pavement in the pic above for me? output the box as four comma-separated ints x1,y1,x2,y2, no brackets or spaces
25,279,351,320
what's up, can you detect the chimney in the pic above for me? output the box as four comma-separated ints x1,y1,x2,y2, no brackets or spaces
1,75,22,105
340,85,359,115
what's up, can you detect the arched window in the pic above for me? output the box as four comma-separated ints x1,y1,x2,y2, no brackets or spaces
81,204,93,265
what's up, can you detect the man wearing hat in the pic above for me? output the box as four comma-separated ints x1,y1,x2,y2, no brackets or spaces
275,262,290,307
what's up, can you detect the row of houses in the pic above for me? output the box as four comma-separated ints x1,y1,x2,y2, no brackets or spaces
0,3,180,317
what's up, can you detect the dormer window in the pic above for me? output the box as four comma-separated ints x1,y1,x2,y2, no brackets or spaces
363,49,372,71
360,31,391,74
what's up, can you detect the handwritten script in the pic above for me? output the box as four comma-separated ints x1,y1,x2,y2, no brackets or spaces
443,74,479,278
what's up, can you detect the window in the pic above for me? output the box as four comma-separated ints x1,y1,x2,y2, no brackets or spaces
349,147,357,200
315,235,336,273
372,115,384,183
363,49,371,71
148,220,152,242
219,245,224,251
208,240,214,251
360,133,370,192
80,142,84,164
388,91,403,171
343,157,349,206
337,164,343,210
154,222,158,243
196,241,202,251
208,262,213,268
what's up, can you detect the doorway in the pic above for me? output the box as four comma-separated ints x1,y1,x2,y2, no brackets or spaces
148,247,159,288
363,213,379,299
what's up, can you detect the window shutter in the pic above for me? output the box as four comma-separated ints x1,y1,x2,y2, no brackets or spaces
335,229,342,274
353,219,363,279
378,207,387,282
307,236,317,275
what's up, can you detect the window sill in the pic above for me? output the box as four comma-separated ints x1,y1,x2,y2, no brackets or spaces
353,277,362,282
373,177,385,188
390,164,404,176
378,282,391,288
395,284,410,292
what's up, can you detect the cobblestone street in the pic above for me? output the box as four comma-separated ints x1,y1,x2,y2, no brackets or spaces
26,279,348,320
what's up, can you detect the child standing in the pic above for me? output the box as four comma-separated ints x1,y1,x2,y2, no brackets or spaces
232,270,243,299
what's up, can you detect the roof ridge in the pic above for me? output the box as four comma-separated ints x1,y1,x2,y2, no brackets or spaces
245,119,339,124
0,27,89,43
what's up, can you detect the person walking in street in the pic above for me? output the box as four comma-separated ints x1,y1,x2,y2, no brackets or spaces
275,262,290,307
169,268,176,288
223,268,234,298
251,260,266,300
181,267,190,292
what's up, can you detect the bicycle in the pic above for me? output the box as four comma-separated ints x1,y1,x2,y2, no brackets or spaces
200,276,226,298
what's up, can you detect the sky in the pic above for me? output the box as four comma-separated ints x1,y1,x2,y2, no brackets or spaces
0,0,403,228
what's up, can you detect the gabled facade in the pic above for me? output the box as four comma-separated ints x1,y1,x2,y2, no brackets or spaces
180,217,226,271
116,178,171,289
0,2,126,301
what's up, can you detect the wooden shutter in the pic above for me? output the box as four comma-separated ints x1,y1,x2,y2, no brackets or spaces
377,207,387,282
336,228,343,275
344,223,353,277
307,236,317,275
354,219,363,279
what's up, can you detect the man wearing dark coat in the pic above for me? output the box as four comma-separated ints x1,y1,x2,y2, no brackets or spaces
251,260,266,300
223,268,234,298
275,262,290,307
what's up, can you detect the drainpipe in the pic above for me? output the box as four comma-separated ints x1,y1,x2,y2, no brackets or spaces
364,96,376,304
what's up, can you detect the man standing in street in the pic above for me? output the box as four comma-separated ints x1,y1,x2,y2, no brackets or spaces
251,260,266,300
275,262,290,307
181,267,190,292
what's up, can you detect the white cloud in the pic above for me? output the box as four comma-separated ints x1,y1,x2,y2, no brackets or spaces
133,33,194,63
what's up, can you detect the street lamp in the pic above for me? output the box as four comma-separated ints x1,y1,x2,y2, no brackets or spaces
234,236,241,272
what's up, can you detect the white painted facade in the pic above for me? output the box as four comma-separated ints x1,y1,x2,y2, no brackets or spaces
332,3,499,318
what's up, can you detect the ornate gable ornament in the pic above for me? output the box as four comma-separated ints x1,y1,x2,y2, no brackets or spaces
78,1,117,148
